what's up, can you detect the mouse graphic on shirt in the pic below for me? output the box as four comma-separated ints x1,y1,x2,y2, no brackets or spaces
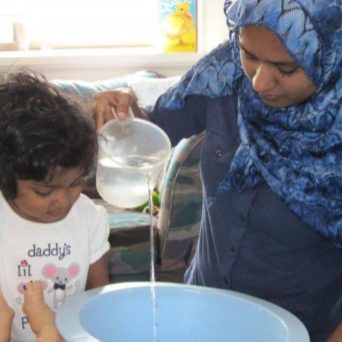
41,263,80,309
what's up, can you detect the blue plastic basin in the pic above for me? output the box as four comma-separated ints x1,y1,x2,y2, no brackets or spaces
56,282,309,341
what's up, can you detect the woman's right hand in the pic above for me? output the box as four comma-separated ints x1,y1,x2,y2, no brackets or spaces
92,88,147,132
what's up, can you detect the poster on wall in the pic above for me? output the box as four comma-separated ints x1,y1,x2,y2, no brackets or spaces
159,0,197,52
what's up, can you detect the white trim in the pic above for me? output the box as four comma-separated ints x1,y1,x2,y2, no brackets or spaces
0,48,204,80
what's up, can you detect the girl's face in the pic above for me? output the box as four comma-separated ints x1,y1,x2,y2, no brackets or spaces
7,167,85,223
239,25,317,108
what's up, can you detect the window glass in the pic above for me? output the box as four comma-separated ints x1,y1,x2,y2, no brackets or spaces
2,0,159,49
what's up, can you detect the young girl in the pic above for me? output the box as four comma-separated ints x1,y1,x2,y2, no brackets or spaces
0,71,110,341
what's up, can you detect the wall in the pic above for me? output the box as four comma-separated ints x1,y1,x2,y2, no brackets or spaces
0,0,227,81
202,0,227,52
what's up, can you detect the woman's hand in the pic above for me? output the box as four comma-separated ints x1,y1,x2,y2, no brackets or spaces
92,88,148,132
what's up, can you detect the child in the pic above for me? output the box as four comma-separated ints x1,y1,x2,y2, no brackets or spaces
0,70,110,341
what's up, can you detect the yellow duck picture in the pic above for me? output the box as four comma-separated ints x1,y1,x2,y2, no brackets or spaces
161,2,197,52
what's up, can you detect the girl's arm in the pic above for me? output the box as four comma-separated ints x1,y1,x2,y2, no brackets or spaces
22,281,63,342
0,293,13,342
86,252,110,290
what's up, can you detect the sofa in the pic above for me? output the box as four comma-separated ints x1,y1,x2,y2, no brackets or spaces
51,71,203,283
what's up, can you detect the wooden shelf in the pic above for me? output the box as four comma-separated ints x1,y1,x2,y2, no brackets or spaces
0,42,18,51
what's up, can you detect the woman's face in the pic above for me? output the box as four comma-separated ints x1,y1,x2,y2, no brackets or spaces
239,25,317,108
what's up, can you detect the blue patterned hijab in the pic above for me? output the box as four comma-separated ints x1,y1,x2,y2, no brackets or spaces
157,0,342,246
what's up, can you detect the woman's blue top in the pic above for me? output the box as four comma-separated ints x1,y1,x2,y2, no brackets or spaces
151,94,342,342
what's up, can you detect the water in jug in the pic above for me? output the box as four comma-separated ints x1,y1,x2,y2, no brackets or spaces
96,117,171,208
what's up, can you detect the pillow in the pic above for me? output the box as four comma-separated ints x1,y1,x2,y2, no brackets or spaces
128,75,180,111
51,70,162,115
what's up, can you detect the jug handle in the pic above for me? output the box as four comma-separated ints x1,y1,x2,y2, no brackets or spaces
111,106,134,122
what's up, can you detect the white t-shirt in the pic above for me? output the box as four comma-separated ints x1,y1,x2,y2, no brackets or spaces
0,192,110,342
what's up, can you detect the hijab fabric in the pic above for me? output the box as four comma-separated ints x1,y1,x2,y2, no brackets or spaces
157,0,342,246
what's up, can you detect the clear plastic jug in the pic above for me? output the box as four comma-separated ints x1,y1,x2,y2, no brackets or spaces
96,118,171,208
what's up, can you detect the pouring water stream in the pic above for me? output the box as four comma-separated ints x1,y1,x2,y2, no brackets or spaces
147,177,158,342
96,115,171,341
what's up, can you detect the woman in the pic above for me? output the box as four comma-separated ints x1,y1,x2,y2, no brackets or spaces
93,0,342,340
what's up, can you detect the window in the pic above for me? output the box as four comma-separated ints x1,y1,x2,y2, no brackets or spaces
1,0,159,50
0,1,231,81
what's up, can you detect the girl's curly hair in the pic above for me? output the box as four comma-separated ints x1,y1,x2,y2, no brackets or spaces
0,69,97,199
